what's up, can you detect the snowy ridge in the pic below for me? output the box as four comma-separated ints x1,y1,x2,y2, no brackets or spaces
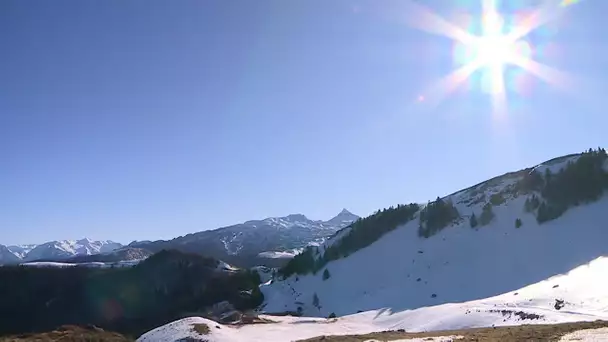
20,260,142,268
138,152,608,341
0,245,22,265
261,154,599,317
130,209,359,268
1,239,123,263
6,244,37,258
258,250,303,259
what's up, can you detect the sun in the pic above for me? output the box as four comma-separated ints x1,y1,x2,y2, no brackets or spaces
475,11,511,65
461,10,524,95
403,0,575,114
473,35,516,69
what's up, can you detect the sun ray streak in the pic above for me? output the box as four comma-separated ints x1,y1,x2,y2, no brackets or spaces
403,0,581,113
506,0,565,43
399,0,475,44
420,62,481,111
510,56,573,91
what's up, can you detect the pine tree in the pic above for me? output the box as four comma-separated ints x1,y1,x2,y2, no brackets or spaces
515,218,522,228
312,293,320,309
469,213,478,228
479,203,494,226
545,168,552,183
322,268,331,281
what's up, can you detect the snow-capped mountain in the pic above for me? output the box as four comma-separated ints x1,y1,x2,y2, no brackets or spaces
61,246,152,263
4,239,124,262
6,244,37,259
131,209,359,268
0,245,21,265
140,149,608,341
324,208,360,227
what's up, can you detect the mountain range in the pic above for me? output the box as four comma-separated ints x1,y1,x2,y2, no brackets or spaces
0,209,359,267
3,148,608,342
129,209,359,268
139,148,608,341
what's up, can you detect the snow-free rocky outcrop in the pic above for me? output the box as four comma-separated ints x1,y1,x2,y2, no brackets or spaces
130,210,359,268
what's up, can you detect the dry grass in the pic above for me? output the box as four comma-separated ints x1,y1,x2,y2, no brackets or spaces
0,325,132,342
191,323,210,335
298,320,608,342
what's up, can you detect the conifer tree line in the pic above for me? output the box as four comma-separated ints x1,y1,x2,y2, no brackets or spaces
281,148,608,277
0,250,263,338
515,148,608,223
280,204,419,277
418,197,460,238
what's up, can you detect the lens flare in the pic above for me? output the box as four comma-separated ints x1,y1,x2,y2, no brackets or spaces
402,0,578,116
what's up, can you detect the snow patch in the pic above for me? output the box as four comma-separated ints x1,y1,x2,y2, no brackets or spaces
258,250,302,259
560,328,608,341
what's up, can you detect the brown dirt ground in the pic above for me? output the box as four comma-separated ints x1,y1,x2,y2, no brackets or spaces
298,320,608,342
0,325,133,342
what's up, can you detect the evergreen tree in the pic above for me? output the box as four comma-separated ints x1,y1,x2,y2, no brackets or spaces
515,218,522,228
322,268,331,281
418,197,460,237
524,197,531,212
469,213,478,228
490,193,505,206
479,203,494,226
312,292,320,309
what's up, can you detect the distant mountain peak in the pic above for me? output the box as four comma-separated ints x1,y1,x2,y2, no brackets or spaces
326,209,359,225
284,214,309,221
338,208,354,216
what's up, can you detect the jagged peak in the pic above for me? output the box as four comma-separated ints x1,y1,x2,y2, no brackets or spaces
338,208,354,216
326,208,359,224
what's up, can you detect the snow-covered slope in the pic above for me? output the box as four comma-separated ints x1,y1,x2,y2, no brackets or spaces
6,244,37,259
0,245,22,265
22,238,123,261
261,152,608,318
138,255,608,341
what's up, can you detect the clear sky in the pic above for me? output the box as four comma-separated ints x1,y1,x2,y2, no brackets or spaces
1,0,606,245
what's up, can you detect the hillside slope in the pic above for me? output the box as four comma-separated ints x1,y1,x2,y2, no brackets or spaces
261,150,608,317
138,255,608,341
0,250,262,338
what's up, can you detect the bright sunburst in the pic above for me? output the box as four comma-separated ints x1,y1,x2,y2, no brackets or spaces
474,11,512,67
403,0,579,114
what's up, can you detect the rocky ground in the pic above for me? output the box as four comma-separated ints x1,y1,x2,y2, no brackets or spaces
299,320,608,342
0,325,132,342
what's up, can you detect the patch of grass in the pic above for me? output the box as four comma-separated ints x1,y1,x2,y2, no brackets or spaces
297,320,608,342
0,325,132,342
191,323,210,335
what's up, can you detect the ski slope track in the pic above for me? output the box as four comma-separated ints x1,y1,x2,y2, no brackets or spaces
139,153,608,341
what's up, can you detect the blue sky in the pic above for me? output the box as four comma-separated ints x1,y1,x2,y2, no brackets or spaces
1,0,606,245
